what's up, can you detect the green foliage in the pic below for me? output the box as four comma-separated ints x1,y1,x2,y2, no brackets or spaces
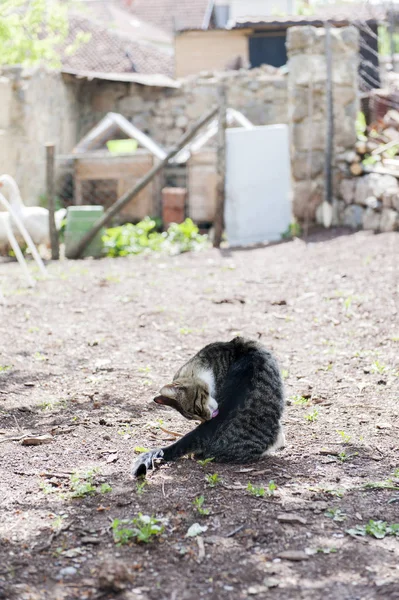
378,25,399,56
282,221,302,240
69,468,111,498
136,480,147,496
103,217,209,257
0,365,12,373
291,395,309,406
70,469,98,498
305,409,319,422
197,457,215,467
247,482,265,497
347,520,399,539
100,483,112,494
267,480,277,495
112,514,165,545
0,0,90,68
325,508,347,522
356,111,367,141
193,495,210,516
205,473,221,487
337,430,351,444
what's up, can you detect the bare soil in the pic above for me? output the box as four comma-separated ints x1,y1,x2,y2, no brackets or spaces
0,229,398,600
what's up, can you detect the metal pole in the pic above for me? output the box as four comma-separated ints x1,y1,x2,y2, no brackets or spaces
45,143,60,260
213,85,227,248
324,22,334,209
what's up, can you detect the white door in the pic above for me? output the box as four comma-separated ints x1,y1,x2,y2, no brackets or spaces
225,124,292,246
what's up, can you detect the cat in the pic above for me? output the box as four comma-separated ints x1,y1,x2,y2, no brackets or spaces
132,336,285,477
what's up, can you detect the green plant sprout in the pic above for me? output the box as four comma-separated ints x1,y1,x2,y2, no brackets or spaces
112,514,165,545
205,473,221,487
193,496,210,516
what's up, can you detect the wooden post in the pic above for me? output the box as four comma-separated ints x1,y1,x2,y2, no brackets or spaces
45,143,60,260
213,85,227,248
67,105,219,259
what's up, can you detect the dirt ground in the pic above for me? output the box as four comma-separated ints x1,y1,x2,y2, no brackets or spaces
0,228,398,600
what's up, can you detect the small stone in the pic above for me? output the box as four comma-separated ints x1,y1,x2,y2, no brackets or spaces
343,204,363,229
277,513,308,525
362,208,381,230
380,208,399,232
278,550,309,561
24,382,35,387
248,585,267,595
263,577,279,588
58,566,77,578
365,196,381,210
22,434,53,446
340,178,356,204
103,434,111,440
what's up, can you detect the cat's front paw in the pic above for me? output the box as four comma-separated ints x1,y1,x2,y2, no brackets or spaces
131,449,164,478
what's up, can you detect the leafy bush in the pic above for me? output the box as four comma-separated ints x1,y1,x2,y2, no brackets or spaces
102,217,209,257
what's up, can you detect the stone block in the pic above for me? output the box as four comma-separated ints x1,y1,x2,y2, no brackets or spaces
355,173,399,205
380,208,399,232
381,186,399,209
292,180,323,221
362,207,381,230
292,151,325,180
340,178,356,204
288,55,327,86
343,204,363,228
293,118,326,152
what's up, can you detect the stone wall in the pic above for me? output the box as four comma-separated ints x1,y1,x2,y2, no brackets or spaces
76,66,288,148
335,170,399,232
287,26,359,221
0,67,79,206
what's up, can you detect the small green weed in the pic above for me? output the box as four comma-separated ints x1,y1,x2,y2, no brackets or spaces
291,395,309,406
112,514,165,545
205,473,221,487
52,514,67,531
134,446,149,454
347,520,399,539
281,221,302,239
0,365,12,373
325,508,347,522
337,430,351,444
136,480,147,496
281,369,289,380
371,360,387,374
197,457,215,467
315,547,338,554
70,471,97,498
100,483,112,494
247,482,265,497
267,480,277,495
305,409,319,422
193,495,210,516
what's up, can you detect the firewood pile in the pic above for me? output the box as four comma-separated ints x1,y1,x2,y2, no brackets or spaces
338,110,399,179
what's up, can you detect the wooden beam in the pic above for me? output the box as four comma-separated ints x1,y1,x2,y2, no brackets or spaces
45,143,59,260
213,85,227,248
67,105,219,259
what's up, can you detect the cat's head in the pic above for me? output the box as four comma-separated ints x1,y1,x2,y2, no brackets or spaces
153,379,217,422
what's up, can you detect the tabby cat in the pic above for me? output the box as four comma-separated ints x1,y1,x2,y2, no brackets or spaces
132,337,285,477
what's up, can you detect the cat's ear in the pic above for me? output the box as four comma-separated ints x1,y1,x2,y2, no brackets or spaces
154,383,182,405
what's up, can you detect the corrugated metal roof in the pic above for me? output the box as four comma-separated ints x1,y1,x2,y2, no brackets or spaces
62,68,180,88
230,2,386,28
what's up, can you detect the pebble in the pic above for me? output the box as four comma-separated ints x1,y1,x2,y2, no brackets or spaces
58,566,77,578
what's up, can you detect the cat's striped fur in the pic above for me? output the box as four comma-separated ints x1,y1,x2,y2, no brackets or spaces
132,337,285,477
